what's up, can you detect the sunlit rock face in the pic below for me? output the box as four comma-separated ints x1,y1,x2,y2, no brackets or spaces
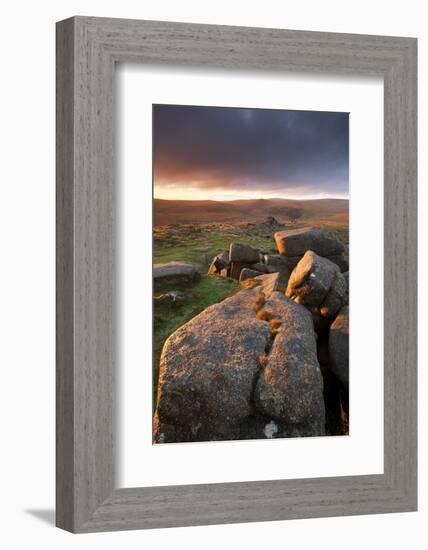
153,277,326,444
286,250,348,330
275,227,347,271
154,286,272,443
254,293,325,436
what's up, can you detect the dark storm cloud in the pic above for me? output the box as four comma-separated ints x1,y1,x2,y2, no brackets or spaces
153,104,349,197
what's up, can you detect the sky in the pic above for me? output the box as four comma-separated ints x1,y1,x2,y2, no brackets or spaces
153,104,349,201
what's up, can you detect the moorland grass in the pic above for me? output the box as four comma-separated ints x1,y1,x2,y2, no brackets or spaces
153,274,239,404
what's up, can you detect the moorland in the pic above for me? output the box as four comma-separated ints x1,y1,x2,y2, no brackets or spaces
153,198,349,413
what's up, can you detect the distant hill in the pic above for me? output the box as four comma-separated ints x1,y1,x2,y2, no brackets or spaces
154,198,348,226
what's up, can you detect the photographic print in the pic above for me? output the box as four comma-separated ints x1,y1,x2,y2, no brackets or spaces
152,104,349,444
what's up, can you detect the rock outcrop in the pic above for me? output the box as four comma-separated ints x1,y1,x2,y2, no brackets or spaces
243,216,285,234
275,227,347,271
154,221,351,443
154,274,325,443
329,306,349,389
208,245,290,288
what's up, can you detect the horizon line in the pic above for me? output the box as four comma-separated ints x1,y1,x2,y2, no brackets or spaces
153,196,349,202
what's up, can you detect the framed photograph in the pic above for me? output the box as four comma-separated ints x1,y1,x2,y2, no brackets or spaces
151,104,350,446
56,16,417,532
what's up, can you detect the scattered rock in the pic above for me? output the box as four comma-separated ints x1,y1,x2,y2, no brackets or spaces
254,293,325,435
209,242,294,284
329,306,349,388
154,261,200,285
154,225,348,443
229,242,260,264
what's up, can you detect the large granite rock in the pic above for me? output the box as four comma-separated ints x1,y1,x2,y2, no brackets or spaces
329,306,349,388
154,261,200,285
254,293,325,435
275,227,345,257
286,251,347,324
286,251,337,305
154,274,326,443
154,288,272,443
274,227,346,270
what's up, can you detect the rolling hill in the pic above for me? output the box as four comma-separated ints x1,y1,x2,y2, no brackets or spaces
154,198,348,226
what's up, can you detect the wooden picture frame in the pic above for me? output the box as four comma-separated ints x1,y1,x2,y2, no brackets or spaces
56,16,417,533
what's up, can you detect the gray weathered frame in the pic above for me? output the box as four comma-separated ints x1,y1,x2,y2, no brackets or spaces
56,16,417,533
